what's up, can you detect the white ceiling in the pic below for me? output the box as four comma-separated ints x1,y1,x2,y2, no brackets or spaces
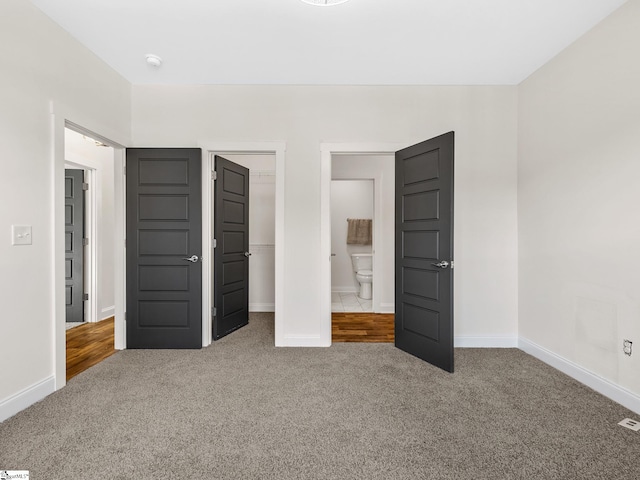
29,0,627,85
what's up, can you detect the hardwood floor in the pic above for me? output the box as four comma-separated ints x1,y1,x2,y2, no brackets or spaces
332,312,395,342
66,317,116,381
65,314,390,378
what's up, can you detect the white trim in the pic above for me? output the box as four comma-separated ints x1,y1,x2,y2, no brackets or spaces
380,302,395,314
332,287,358,294
455,336,518,348
519,337,640,415
51,102,129,388
199,141,286,347
249,303,275,312
113,148,126,350
320,143,407,346
281,335,328,347
0,376,55,423
101,305,115,320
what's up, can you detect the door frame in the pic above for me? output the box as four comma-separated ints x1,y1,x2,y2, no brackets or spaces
52,103,127,390
200,142,286,347
320,143,406,345
64,161,96,325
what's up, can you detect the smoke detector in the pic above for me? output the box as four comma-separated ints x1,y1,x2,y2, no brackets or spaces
145,54,163,67
301,0,351,6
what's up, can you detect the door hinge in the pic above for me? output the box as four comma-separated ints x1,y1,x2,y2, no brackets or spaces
82,182,89,191
451,261,454,269
212,239,217,248
124,312,127,320
83,237,89,246
212,171,217,181
212,307,217,317
83,293,89,301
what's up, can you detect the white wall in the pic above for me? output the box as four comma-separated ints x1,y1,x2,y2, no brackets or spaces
218,154,276,311
65,128,116,320
331,180,374,293
0,0,131,419
518,0,640,399
132,85,520,343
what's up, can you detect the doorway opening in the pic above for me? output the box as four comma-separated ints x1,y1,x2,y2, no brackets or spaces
330,179,374,313
320,143,404,345
324,150,398,343
216,154,276,312
53,111,126,390
201,143,285,346
64,128,115,328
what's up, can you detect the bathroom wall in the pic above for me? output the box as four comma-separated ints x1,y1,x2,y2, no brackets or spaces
215,154,276,311
332,155,395,312
65,128,116,321
330,180,374,294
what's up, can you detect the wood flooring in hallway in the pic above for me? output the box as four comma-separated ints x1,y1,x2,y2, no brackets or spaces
332,312,394,342
66,317,116,381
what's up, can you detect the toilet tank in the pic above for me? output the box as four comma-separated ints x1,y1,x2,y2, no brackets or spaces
351,253,373,272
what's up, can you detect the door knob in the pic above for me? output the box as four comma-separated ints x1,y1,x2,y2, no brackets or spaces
431,261,449,269
244,252,252,257
182,255,199,263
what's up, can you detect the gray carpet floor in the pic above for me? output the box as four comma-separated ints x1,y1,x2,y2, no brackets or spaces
1,313,638,479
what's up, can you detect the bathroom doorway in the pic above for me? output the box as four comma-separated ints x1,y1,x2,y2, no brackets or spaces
330,154,395,315
330,179,374,313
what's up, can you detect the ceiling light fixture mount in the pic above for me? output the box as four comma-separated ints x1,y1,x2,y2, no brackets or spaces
145,54,163,68
300,0,351,6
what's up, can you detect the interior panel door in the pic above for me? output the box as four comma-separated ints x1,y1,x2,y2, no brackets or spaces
395,132,454,372
65,168,85,323
213,155,250,340
126,148,202,348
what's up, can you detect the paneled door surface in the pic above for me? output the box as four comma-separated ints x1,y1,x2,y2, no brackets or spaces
65,168,85,323
126,148,202,348
395,132,454,372
213,155,250,340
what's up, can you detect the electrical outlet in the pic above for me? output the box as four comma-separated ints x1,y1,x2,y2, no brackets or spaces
623,339,632,356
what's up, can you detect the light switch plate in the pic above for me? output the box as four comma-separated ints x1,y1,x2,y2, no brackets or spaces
12,225,32,245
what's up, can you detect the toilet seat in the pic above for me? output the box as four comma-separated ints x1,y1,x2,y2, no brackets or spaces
358,270,373,276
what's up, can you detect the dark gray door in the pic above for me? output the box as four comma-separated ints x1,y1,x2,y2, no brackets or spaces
65,169,85,323
395,132,454,372
126,148,202,348
213,156,250,340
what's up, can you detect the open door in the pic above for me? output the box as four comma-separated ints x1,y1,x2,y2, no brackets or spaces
395,132,454,372
126,148,202,348
213,156,250,340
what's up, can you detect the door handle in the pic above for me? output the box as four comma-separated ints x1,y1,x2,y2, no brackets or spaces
431,261,449,269
182,255,199,263
244,252,252,257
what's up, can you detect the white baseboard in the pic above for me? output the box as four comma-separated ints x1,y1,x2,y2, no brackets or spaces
379,303,395,314
519,337,640,415
249,303,275,312
455,336,518,348
0,376,55,422
332,287,358,294
100,306,115,320
278,335,328,347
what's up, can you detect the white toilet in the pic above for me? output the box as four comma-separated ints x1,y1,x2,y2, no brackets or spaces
351,253,373,300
